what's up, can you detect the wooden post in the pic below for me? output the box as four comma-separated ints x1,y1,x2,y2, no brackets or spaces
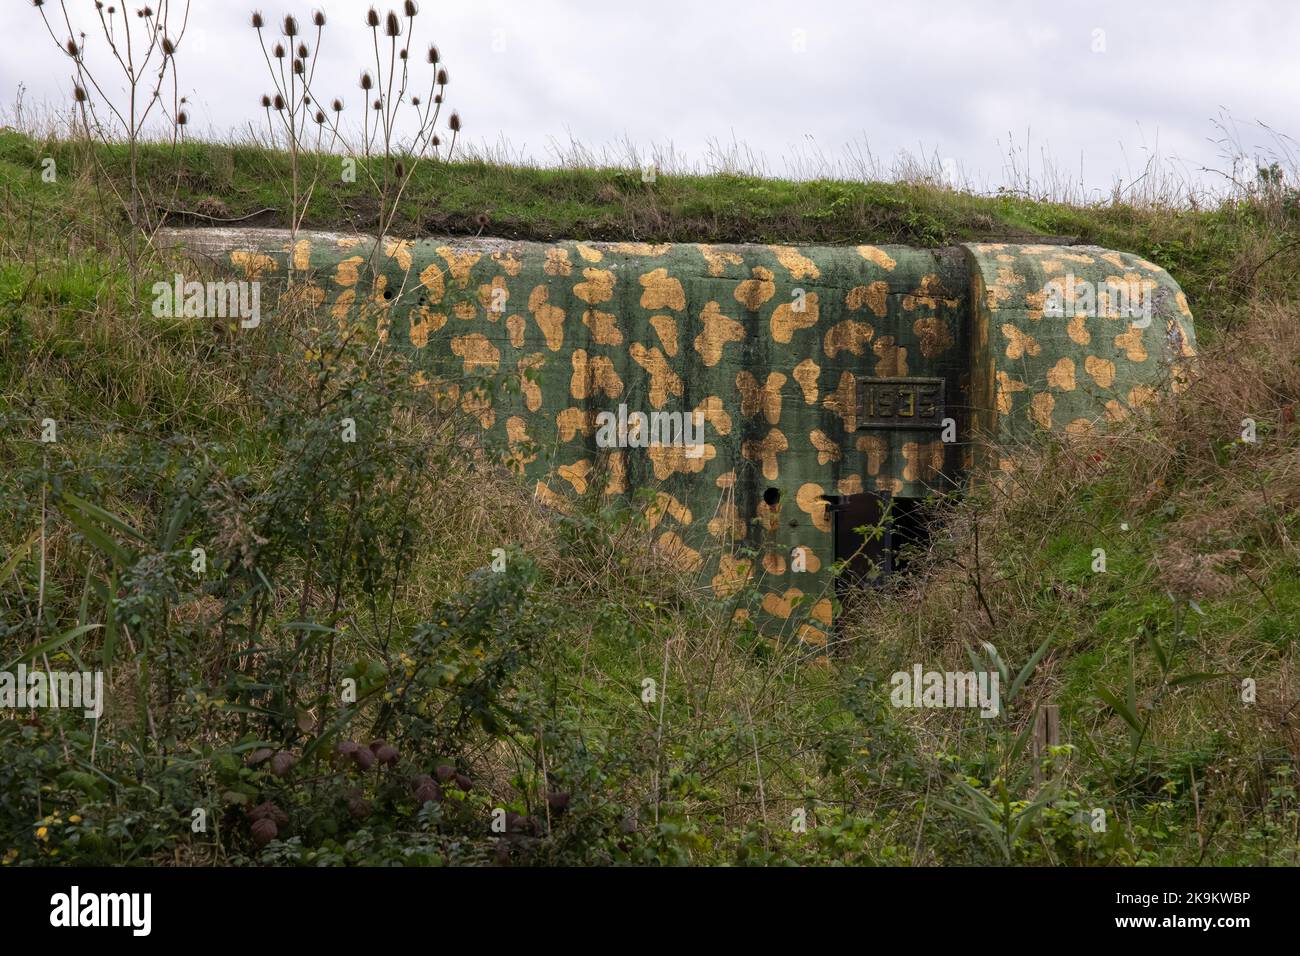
1032,704,1060,785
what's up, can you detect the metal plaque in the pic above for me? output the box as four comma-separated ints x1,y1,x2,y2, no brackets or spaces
856,377,946,429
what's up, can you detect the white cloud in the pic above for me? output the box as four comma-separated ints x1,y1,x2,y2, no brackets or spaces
1,0,1294,197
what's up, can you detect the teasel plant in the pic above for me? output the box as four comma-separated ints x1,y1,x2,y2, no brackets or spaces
251,9,342,273
293,3,465,278
31,0,193,295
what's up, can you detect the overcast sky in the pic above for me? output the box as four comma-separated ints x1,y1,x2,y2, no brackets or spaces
3,0,1296,199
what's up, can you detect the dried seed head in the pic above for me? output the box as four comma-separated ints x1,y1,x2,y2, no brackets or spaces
384,11,401,36
404,0,419,16
65,37,80,57
250,11,263,29
293,58,305,75
261,94,272,108
273,93,286,111
399,48,408,60
431,133,440,147
366,6,380,27
296,42,308,58
312,9,326,26
436,67,447,86
177,110,188,126
282,15,298,37
426,44,438,65
332,98,344,112
161,36,175,55
448,111,461,132
314,110,325,124
273,42,285,58
372,99,382,110
411,95,420,107
433,93,441,105
359,70,373,90
302,93,311,104
73,84,87,103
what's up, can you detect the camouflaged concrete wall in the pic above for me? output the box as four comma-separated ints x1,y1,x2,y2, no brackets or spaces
163,228,1196,645
965,243,1198,478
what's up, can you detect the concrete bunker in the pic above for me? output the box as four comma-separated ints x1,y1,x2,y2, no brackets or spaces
163,228,1198,647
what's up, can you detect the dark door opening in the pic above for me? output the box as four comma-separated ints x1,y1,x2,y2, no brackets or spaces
823,492,929,615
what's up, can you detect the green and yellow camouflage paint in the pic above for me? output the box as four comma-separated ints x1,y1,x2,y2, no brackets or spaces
165,228,1196,645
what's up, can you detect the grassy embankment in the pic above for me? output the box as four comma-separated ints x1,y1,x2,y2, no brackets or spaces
1,128,1298,865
